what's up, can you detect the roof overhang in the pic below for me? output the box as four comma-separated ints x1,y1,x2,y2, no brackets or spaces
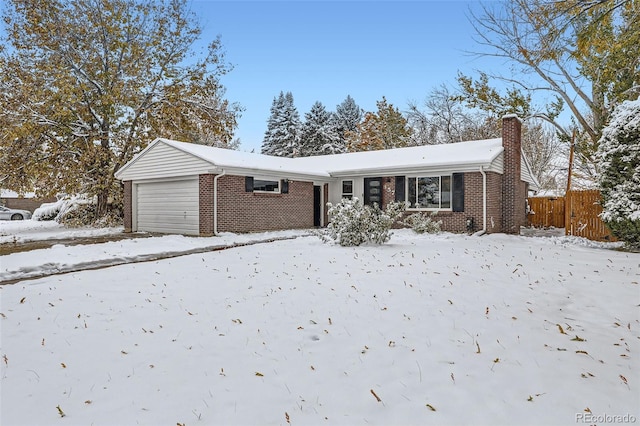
327,160,501,178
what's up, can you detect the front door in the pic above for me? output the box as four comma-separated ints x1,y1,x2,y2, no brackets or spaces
313,185,321,227
364,177,383,207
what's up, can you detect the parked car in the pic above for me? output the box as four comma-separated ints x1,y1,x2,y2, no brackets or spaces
0,206,32,220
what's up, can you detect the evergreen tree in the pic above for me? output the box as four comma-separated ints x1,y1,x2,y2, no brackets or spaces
262,92,286,156
335,95,363,143
261,91,301,157
596,99,640,249
300,101,344,156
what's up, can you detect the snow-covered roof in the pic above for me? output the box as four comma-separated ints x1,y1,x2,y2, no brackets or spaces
293,138,504,176
158,138,331,178
116,137,507,181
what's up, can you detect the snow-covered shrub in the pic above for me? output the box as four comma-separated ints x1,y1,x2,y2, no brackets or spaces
319,198,406,246
32,198,73,221
402,212,442,234
57,202,95,227
33,195,122,227
596,100,640,249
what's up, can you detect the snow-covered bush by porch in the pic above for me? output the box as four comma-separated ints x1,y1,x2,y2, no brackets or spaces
402,211,442,234
320,198,406,246
596,100,640,248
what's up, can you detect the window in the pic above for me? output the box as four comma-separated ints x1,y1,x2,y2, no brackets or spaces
407,176,451,209
342,180,353,199
253,179,280,193
245,176,287,193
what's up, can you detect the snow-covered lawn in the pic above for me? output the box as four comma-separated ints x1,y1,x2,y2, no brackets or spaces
0,220,123,244
0,225,638,425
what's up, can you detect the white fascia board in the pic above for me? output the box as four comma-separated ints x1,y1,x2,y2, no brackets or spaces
218,166,331,182
327,161,499,178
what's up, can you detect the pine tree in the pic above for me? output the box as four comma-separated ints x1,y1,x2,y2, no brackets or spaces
261,91,301,157
596,99,640,248
335,95,363,143
262,92,286,156
300,101,344,156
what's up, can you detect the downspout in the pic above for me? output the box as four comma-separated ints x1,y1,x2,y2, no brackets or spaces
477,166,487,235
213,169,226,235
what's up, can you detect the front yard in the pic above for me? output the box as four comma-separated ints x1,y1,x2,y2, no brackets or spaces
0,223,637,425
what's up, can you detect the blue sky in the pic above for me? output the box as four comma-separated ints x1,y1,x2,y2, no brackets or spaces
192,0,497,152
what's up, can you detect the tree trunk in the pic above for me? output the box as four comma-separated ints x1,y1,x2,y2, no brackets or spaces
592,82,607,142
96,189,108,218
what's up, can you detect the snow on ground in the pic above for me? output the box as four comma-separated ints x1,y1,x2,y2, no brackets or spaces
0,226,638,426
0,226,310,282
0,220,123,244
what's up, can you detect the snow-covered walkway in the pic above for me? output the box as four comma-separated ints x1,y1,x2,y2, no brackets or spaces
0,225,311,283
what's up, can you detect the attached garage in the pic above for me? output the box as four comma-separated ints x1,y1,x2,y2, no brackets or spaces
135,179,199,235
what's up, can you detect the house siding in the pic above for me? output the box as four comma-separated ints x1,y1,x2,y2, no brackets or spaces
217,175,314,233
323,184,329,227
117,142,213,181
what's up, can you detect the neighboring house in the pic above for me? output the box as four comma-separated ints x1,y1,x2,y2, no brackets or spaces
0,190,57,213
115,115,538,236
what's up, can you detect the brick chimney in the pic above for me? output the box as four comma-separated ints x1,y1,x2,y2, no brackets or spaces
502,115,525,234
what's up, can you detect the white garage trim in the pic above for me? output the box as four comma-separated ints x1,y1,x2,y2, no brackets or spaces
134,178,199,235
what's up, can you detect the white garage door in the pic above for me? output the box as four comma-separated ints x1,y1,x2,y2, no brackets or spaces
136,179,199,235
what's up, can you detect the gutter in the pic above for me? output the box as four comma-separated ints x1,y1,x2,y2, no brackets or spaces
327,159,501,178
213,169,226,235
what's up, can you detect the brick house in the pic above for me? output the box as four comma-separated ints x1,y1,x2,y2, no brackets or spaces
115,115,538,236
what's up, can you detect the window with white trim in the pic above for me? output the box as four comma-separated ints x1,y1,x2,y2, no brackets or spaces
341,180,353,199
407,176,451,209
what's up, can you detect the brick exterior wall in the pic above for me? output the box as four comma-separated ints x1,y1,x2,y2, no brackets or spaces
485,171,504,233
0,196,57,213
502,116,525,234
382,177,395,208
123,181,132,232
217,175,314,233
381,172,503,234
199,174,215,236
435,172,481,233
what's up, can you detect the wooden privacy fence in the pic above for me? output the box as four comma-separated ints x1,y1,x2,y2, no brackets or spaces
565,190,616,242
527,190,616,242
527,196,565,228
